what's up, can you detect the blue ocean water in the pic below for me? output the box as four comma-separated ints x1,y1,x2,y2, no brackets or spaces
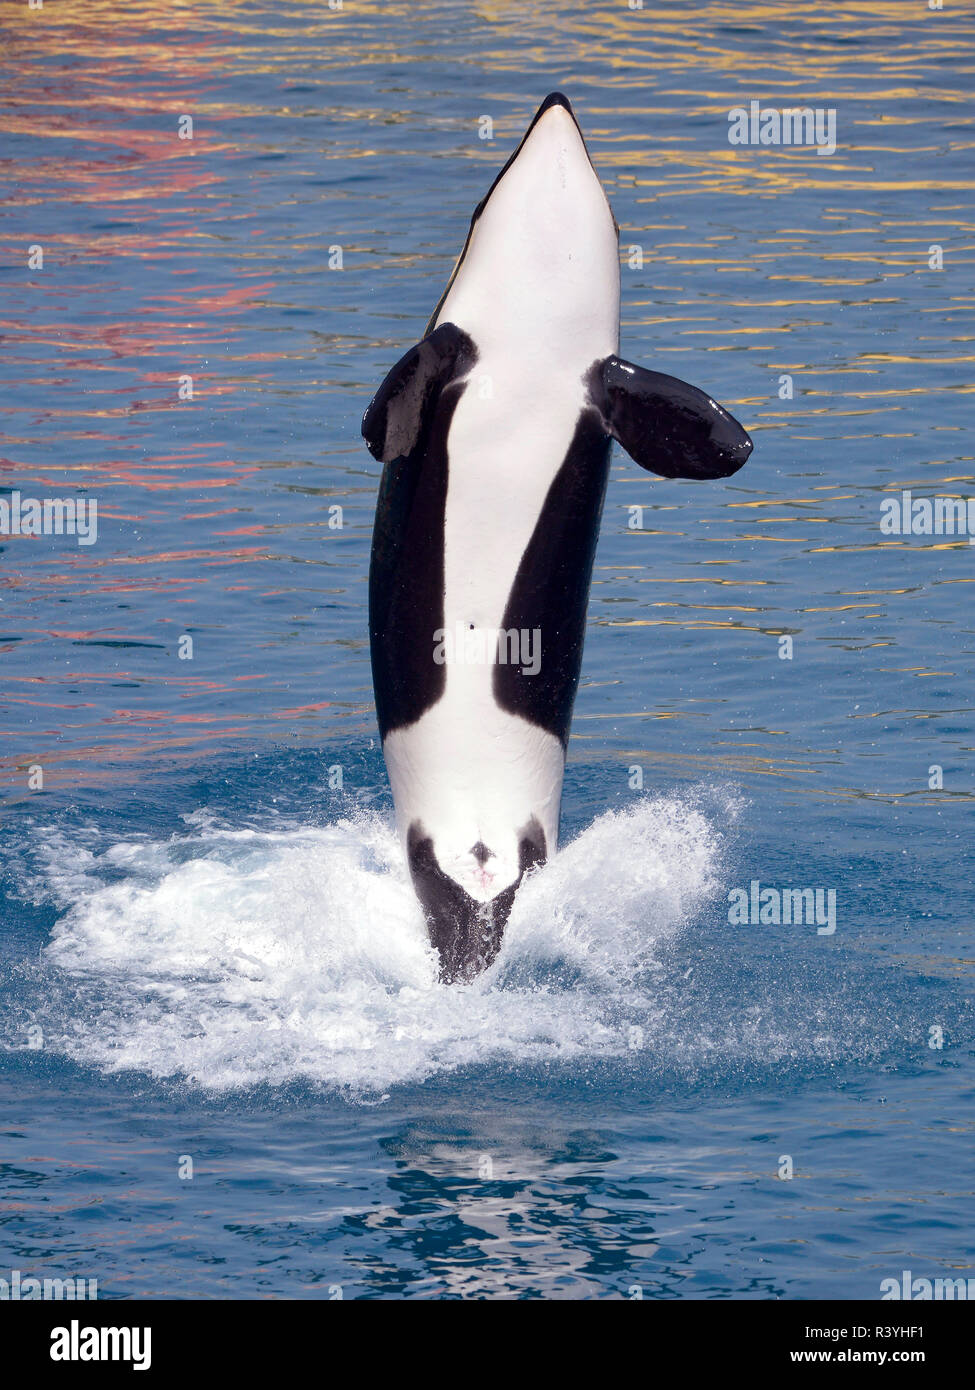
1,1,973,1299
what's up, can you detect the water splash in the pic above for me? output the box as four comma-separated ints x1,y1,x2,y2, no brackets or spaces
8,793,723,1094
6,786,960,1098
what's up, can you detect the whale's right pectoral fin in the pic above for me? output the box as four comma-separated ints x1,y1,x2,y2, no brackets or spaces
362,322,477,463
591,355,753,480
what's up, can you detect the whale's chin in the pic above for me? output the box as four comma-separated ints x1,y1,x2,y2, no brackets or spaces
407,819,546,984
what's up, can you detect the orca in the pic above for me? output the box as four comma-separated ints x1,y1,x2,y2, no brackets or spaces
363,92,752,983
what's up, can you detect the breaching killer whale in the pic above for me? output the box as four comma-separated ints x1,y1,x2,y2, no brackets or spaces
363,92,752,983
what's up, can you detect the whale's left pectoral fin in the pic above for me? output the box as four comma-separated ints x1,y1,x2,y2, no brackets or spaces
362,322,476,464
591,355,753,479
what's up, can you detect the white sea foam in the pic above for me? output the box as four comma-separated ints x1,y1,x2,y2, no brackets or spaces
34,793,736,1094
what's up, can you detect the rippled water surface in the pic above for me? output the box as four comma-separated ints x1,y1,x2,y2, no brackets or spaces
1,1,974,1299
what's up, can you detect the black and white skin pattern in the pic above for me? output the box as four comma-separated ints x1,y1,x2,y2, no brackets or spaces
363,92,753,983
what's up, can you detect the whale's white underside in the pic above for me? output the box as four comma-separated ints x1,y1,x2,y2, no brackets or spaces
383,102,621,904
